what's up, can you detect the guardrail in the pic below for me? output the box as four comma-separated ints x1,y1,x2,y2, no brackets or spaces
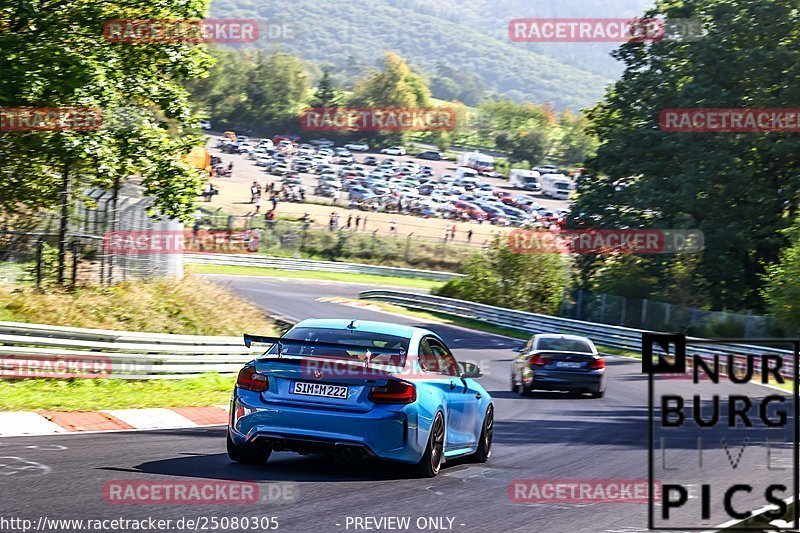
184,254,463,282
0,324,268,380
358,290,797,376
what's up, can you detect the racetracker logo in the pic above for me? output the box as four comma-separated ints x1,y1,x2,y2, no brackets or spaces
103,19,259,44
509,480,660,504
0,355,111,379
300,108,457,132
508,18,664,42
0,107,102,131
104,481,259,505
508,229,704,255
660,108,800,132
103,230,261,255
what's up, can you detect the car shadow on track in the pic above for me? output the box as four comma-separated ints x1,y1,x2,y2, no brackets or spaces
124,433,454,482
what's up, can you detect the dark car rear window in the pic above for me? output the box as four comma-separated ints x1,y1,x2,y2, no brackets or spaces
536,338,593,353
267,327,409,367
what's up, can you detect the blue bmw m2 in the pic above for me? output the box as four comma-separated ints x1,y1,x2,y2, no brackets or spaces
227,319,493,477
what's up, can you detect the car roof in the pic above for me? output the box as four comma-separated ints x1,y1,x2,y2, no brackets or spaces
291,318,430,339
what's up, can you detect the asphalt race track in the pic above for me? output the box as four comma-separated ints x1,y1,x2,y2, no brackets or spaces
0,275,794,533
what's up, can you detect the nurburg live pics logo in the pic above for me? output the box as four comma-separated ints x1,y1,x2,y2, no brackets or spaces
642,332,799,530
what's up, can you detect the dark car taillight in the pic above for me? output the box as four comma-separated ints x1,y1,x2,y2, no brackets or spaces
529,354,548,366
587,358,606,370
369,379,416,404
236,366,269,392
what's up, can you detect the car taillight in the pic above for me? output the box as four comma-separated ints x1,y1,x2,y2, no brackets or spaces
529,355,547,366
236,366,269,392
587,358,606,370
369,379,416,404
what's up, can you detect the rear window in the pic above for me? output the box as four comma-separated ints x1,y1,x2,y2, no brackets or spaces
536,338,593,353
267,327,409,367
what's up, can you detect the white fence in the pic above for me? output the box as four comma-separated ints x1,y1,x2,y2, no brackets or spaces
0,321,262,380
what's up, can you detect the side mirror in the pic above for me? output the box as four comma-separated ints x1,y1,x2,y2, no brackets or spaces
459,362,483,379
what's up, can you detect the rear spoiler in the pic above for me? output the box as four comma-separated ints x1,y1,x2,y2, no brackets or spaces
243,334,406,360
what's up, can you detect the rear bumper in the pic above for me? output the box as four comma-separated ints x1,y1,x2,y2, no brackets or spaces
228,390,426,463
526,369,607,393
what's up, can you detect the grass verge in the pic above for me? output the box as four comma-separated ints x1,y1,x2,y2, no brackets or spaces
0,274,276,335
187,263,444,291
0,374,235,411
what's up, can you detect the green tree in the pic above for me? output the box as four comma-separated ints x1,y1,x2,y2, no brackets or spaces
762,221,800,330
574,0,800,311
1,0,213,282
553,111,598,167
436,237,568,314
311,69,341,108
347,52,432,145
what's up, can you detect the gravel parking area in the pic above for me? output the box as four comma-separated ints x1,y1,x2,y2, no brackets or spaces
200,134,572,244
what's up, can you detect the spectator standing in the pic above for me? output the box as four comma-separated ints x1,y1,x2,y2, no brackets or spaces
347,214,353,230
271,195,278,211
355,215,361,230
255,196,262,214
467,229,473,243
450,224,456,240
329,212,335,231
390,218,397,235
363,216,368,232
333,189,341,205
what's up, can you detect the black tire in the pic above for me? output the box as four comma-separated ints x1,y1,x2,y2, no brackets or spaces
590,390,606,399
472,405,493,463
518,380,533,397
510,373,517,392
227,432,270,465
415,412,445,478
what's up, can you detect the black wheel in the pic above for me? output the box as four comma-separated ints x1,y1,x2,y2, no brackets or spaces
509,372,517,392
590,390,606,399
227,432,270,465
415,412,445,477
517,379,533,397
472,405,493,463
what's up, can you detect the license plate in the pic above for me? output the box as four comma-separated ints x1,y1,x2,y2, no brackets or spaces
292,381,348,399
555,361,584,369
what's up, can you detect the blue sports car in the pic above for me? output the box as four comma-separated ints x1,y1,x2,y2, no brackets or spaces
227,319,493,477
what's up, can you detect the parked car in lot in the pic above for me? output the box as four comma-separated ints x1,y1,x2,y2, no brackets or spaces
417,150,443,161
345,142,370,152
199,119,212,130
363,156,379,166
292,160,313,173
309,138,335,148
475,203,509,225
381,146,407,156
452,200,487,221
315,184,338,197
533,165,560,175
510,334,607,398
348,186,376,201
228,319,493,477
270,163,291,176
